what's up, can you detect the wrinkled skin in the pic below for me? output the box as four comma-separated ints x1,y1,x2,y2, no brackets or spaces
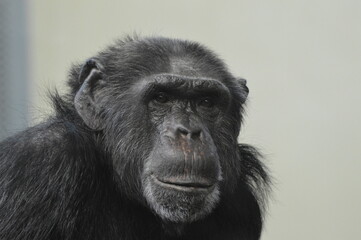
0,36,270,240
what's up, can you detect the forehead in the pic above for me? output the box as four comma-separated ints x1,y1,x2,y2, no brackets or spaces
167,55,230,82
169,57,199,77
103,39,234,88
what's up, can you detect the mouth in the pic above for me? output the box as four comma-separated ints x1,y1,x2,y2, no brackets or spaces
151,174,215,192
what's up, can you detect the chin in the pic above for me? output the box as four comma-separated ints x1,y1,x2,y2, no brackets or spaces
143,174,221,223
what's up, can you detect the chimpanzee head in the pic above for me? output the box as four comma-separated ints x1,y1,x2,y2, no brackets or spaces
71,37,249,223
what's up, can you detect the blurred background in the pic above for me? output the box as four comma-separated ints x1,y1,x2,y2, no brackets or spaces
1,0,360,239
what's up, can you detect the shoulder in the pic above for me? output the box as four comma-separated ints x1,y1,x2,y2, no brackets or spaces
2,120,66,150
0,119,95,171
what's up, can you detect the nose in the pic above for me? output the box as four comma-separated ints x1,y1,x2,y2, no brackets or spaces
176,125,202,140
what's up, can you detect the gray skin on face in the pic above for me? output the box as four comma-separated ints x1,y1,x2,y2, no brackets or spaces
141,76,226,222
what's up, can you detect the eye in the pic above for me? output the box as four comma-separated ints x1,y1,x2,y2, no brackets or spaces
153,92,170,103
198,97,215,108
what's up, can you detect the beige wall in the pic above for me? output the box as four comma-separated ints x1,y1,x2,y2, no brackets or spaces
28,0,361,239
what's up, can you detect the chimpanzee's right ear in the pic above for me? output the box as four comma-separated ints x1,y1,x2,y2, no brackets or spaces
74,58,106,130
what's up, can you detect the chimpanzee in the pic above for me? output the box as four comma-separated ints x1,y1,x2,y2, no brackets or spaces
0,36,270,240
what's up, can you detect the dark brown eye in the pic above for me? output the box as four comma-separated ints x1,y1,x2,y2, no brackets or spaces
153,92,169,103
198,97,215,108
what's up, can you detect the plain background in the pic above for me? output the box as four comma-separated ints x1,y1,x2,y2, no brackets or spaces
5,0,361,239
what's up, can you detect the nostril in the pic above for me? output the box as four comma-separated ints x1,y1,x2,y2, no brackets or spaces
178,127,189,136
191,130,201,139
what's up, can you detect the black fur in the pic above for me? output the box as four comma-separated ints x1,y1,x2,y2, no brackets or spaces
0,36,270,240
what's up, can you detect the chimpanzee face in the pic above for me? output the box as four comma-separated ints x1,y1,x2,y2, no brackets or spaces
138,74,232,222
74,40,249,223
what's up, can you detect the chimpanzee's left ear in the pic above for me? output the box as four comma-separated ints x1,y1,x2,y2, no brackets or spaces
74,58,106,130
236,78,249,103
